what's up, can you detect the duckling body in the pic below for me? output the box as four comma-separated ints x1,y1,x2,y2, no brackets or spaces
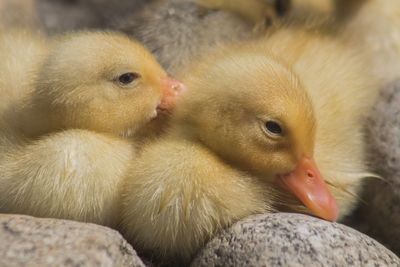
0,29,184,226
0,130,134,227
122,137,273,262
120,26,379,262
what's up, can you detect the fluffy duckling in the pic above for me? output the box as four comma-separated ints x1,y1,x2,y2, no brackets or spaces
339,0,400,84
0,29,185,227
120,27,379,262
195,0,399,85
1,30,184,139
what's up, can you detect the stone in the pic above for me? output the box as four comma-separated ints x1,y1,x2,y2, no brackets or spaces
0,214,145,267
348,78,400,255
192,213,399,267
35,0,103,33
112,0,254,76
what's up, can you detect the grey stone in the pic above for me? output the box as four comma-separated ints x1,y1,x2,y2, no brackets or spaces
350,78,400,255
111,0,254,76
0,214,145,267
35,0,254,76
192,213,399,267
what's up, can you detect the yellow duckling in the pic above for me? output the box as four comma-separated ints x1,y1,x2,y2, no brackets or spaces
0,30,184,139
120,26,379,262
0,29,185,227
195,0,400,84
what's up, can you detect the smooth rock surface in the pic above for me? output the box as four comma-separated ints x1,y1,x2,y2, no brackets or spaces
192,213,399,267
0,214,145,267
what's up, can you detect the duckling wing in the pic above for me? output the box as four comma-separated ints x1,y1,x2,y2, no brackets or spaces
0,129,134,227
120,138,274,263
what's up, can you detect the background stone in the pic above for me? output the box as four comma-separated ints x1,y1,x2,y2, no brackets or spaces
0,214,145,267
35,0,103,33
345,79,400,255
192,213,399,267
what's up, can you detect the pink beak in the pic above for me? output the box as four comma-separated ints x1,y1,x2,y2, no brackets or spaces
276,156,339,222
157,77,187,112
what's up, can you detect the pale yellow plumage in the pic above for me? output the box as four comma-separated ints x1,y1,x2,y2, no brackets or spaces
120,24,380,262
0,29,179,227
195,0,400,84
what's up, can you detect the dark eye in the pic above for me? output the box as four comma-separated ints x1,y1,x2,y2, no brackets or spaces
265,121,282,135
118,72,140,85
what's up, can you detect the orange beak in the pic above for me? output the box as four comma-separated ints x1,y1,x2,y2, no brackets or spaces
157,77,187,112
276,156,339,222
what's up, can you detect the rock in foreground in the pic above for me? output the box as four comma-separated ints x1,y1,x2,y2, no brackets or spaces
192,213,399,267
0,214,145,267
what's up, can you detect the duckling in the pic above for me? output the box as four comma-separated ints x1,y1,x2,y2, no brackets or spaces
339,0,400,84
1,29,185,139
120,27,379,262
0,29,185,227
195,0,400,84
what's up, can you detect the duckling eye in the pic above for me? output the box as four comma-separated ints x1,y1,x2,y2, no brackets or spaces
118,72,140,85
265,121,282,135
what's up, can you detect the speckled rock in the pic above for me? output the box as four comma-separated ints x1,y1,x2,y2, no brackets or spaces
352,78,400,255
0,214,145,267
111,0,254,76
191,213,399,267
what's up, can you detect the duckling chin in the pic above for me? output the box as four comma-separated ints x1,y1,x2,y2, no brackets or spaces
0,29,185,227
120,24,380,262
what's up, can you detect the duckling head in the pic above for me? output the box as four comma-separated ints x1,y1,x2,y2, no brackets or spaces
32,31,184,137
174,50,338,221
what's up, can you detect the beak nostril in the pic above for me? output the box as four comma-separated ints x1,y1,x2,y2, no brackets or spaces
307,171,314,178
